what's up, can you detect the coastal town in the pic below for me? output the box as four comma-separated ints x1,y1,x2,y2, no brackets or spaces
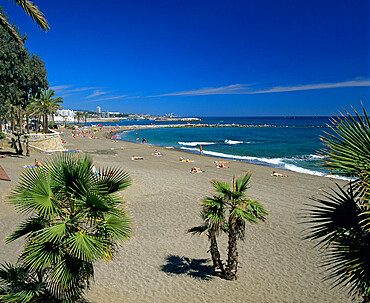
54,106,201,123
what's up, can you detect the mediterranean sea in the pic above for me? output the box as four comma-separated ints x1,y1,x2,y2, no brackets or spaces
109,117,342,178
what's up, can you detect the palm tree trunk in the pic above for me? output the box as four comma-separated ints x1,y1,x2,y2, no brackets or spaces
26,113,30,157
10,107,15,133
44,114,48,134
18,104,23,133
225,221,238,280
209,228,224,276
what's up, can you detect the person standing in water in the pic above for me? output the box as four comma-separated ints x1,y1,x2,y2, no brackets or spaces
199,145,203,154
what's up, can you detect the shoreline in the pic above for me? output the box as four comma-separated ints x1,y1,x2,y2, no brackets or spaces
104,125,349,181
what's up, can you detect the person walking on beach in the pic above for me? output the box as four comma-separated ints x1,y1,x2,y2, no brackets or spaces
142,138,146,144
199,145,203,154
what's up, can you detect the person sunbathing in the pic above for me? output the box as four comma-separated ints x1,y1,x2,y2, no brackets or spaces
271,171,288,177
216,163,230,168
179,157,193,162
35,159,42,167
131,156,144,160
190,167,203,173
153,149,161,156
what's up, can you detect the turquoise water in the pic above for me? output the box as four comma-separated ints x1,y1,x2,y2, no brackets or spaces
113,117,340,178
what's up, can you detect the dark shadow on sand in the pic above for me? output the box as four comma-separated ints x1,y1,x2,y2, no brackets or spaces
160,255,214,280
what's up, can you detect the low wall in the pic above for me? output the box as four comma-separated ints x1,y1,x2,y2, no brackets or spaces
28,133,65,152
0,132,65,153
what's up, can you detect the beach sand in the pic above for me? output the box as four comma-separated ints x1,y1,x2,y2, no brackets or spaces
0,128,356,303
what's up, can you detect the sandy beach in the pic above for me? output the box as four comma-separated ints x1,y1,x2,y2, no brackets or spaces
0,128,355,303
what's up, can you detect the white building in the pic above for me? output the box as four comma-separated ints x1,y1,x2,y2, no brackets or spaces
97,106,101,114
54,109,75,122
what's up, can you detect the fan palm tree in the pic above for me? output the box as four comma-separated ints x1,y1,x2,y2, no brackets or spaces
188,195,227,276
0,0,49,46
1,153,132,302
28,89,63,133
189,173,268,280
306,106,370,302
214,174,268,280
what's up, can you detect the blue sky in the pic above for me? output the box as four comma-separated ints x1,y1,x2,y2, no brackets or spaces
3,0,369,116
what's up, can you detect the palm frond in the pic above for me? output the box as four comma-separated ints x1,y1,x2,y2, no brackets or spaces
6,216,46,243
321,106,370,178
306,183,370,298
21,240,61,269
0,12,22,46
211,180,232,198
95,167,132,194
99,213,132,242
202,196,226,225
306,183,362,246
235,173,251,193
12,0,49,31
66,232,110,262
10,168,59,219
48,256,91,301
188,223,208,235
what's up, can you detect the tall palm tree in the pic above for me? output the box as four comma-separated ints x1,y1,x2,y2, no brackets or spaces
83,112,88,125
29,89,63,133
188,195,227,276
75,112,83,125
306,106,370,303
0,0,49,46
1,153,132,302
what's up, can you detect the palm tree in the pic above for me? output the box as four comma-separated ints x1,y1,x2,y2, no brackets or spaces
75,112,83,125
215,174,268,280
306,106,370,303
0,262,51,303
0,0,49,46
189,173,268,280
83,112,88,125
1,153,132,302
28,89,63,133
188,195,227,276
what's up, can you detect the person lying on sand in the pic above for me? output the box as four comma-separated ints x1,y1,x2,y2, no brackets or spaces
190,167,204,173
271,171,288,177
153,149,162,156
216,163,230,168
0,154,7,158
215,160,230,164
35,159,42,167
179,157,194,162
131,156,144,160
91,162,99,175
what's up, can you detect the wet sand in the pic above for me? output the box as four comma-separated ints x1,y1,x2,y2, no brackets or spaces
0,128,355,302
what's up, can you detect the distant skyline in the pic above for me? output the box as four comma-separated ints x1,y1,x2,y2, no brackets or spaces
3,0,369,116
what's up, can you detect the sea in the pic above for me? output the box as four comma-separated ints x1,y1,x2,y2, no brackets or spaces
93,117,345,179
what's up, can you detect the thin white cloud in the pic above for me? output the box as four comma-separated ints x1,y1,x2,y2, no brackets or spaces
50,85,73,92
148,79,370,97
249,80,370,94
67,87,97,93
85,90,108,99
150,84,249,97
50,85,98,94
84,94,128,103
